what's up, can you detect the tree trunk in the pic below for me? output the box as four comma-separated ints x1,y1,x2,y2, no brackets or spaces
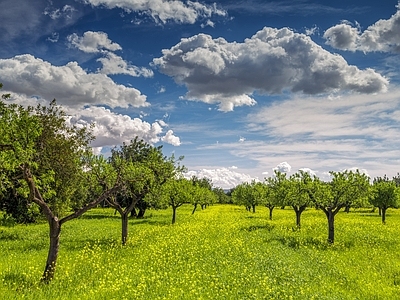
295,210,301,228
378,207,382,216
252,204,256,213
382,207,387,224
268,206,274,220
42,217,61,283
121,213,128,245
192,203,197,215
326,209,335,244
172,206,177,224
344,205,350,213
137,207,146,218
130,208,137,218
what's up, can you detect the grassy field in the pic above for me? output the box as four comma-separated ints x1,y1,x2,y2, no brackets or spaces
1,204,400,299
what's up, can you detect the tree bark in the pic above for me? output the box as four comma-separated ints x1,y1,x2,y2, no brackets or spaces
42,217,61,283
252,204,256,213
137,207,146,218
192,203,197,215
293,205,306,228
172,206,177,224
381,207,387,224
121,213,128,245
323,208,335,244
378,207,382,216
268,206,274,220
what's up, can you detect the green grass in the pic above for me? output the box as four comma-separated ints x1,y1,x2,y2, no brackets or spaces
1,205,400,299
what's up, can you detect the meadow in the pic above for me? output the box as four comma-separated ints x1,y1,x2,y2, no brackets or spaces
1,204,400,299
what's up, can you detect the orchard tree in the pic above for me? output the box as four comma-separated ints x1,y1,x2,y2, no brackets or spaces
310,170,369,244
106,138,182,245
160,177,193,224
286,171,314,228
369,176,399,224
263,171,288,220
0,97,125,282
189,176,215,214
232,181,262,213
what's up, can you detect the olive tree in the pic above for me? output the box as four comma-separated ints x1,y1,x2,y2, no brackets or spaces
263,171,288,220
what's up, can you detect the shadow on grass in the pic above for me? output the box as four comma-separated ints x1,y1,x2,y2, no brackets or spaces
0,230,21,241
272,235,355,250
3,272,36,291
242,223,275,232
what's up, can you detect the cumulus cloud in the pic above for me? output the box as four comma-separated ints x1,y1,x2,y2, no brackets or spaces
273,161,292,173
185,167,257,189
161,130,181,146
67,31,122,53
298,168,316,177
82,0,226,24
97,52,154,77
153,27,388,111
68,106,181,147
324,4,400,53
0,54,147,108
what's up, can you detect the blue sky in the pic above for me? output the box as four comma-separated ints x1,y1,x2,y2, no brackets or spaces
1,0,400,188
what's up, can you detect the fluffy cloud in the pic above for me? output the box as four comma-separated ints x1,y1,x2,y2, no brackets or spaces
153,27,388,111
67,31,122,53
0,54,147,108
161,130,181,146
298,168,316,177
324,4,400,53
273,162,292,173
97,52,154,77
185,167,257,189
82,0,226,24
68,106,181,147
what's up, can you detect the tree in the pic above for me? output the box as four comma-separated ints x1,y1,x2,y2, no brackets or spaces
263,171,288,220
189,176,215,214
160,178,193,224
0,98,121,282
106,138,182,244
212,187,231,204
369,176,399,224
309,170,369,244
285,171,314,228
231,181,262,213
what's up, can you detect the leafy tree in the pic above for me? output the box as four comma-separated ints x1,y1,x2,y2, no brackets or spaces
189,176,215,214
263,171,288,220
106,138,182,244
0,98,121,282
160,178,193,224
309,170,369,244
232,181,262,213
369,176,399,224
285,171,314,228
212,187,231,204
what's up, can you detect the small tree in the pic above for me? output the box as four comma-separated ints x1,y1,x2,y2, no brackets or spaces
263,171,288,220
286,171,314,228
310,170,369,244
369,176,399,224
161,178,192,224
231,181,262,213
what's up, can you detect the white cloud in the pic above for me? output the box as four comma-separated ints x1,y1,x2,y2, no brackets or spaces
298,168,316,177
97,52,154,77
185,167,257,189
324,4,400,53
161,130,181,146
153,27,388,111
67,31,122,53
273,162,292,173
82,0,226,24
0,54,148,108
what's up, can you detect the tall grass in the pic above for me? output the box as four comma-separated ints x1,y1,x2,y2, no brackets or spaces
1,205,399,299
